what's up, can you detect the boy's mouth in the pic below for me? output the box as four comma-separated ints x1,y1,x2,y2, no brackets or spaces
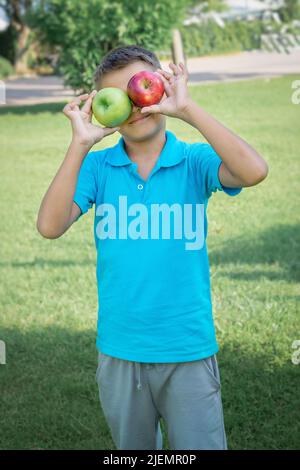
129,113,151,124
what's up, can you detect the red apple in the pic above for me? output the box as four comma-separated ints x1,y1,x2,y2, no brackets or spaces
127,70,165,108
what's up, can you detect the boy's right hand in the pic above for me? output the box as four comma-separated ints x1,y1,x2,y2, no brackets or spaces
63,90,120,148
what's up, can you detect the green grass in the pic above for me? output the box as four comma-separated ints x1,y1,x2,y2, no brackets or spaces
0,75,299,450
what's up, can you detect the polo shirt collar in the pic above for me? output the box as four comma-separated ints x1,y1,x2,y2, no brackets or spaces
106,130,186,168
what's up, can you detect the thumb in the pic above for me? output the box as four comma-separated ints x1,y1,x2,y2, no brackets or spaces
102,126,120,137
141,104,161,114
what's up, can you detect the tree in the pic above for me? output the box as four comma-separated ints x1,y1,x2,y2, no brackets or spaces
29,0,189,92
0,0,33,72
278,0,300,21
186,0,227,12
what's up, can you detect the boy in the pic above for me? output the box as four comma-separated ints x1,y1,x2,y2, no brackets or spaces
36,45,268,450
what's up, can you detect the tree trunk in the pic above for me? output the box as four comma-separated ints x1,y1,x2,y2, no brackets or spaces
14,24,31,74
171,29,186,67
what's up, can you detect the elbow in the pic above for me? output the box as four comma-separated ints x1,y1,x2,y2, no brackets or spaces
36,218,62,239
244,160,269,186
255,160,269,184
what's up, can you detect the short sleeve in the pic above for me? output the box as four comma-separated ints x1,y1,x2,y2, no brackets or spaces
73,151,98,220
188,142,242,199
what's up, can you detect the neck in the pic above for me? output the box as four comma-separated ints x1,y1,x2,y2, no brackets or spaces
123,127,167,164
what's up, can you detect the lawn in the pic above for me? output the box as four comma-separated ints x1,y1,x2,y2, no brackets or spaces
0,74,299,450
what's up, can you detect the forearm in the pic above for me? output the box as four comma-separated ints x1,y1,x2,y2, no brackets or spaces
36,139,91,238
180,98,268,186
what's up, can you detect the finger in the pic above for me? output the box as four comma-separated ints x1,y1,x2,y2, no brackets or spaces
64,98,82,115
64,98,82,114
63,101,76,116
102,126,120,137
169,62,181,76
73,94,88,105
70,102,80,112
156,68,172,80
77,93,89,99
69,94,89,109
179,62,189,79
63,92,95,117
156,73,172,96
81,90,97,114
155,69,175,87
140,104,161,114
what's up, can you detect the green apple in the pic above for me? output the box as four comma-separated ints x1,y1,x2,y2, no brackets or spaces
92,87,132,127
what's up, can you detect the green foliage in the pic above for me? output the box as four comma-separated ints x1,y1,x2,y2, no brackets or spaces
202,0,228,13
278,0,300,21
187,0,228,12
28,0,188,92
181,19,269,57
0,55,14,78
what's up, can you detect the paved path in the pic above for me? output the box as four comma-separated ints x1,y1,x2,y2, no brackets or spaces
1,49,300,106
183,49,300,84
2,75,73,106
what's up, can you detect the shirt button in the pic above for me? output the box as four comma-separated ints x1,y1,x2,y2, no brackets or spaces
137,184,143,190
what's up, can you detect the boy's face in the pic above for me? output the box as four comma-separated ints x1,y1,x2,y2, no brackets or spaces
97,61,166,142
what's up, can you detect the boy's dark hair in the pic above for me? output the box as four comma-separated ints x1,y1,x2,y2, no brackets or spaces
93,45,161,87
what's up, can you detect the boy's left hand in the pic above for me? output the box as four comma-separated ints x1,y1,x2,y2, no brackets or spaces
140,62,191,119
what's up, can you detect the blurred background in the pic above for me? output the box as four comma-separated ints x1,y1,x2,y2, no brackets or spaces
0,0,299,451
1,0,300,102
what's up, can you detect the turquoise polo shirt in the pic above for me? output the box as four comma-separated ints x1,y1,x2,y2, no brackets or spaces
73,130,242,362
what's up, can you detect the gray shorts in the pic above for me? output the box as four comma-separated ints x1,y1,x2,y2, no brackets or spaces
95,352,228,450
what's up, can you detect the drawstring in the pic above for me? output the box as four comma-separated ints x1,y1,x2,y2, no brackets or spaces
135,362,142,390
